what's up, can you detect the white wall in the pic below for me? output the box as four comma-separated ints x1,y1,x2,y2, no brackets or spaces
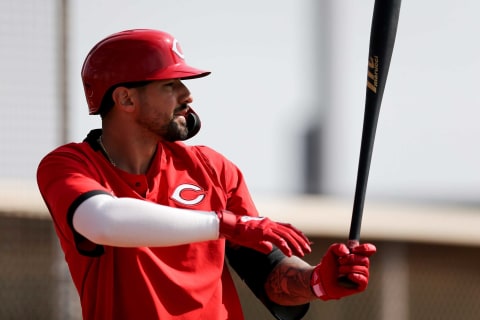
321,0,480,203
67,0,480,203
0,0,59,180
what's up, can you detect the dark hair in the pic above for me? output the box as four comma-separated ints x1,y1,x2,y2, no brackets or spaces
98,81,153,118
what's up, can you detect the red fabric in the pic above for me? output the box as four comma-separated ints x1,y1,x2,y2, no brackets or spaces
37,139,258,320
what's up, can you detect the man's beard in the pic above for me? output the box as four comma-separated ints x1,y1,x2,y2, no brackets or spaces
163,117,189,142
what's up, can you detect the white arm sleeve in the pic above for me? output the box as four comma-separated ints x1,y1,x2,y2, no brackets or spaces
72,194,220,247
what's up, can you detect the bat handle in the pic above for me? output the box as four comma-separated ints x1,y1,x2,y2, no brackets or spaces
337,240,360,288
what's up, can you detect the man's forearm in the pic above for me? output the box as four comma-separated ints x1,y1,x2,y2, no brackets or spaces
264,256,317,306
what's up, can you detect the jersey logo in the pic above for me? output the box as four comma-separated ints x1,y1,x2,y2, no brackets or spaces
171,183,205,206
172,39,185,60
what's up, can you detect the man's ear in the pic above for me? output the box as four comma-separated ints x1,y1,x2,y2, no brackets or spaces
112,86,135,111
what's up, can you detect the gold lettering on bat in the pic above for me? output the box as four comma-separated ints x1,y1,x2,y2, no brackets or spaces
366,56,379,93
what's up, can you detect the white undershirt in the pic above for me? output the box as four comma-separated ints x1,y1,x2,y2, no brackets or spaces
73,194,220,247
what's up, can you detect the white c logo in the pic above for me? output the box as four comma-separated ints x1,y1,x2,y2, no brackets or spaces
171,39,185,60
171,183,205,205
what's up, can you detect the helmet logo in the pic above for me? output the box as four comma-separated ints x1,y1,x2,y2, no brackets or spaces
172,39,185,60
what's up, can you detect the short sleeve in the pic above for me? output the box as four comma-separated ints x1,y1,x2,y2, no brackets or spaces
37,144,111,255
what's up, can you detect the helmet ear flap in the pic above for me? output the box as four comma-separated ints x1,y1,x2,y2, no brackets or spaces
183,108,201,140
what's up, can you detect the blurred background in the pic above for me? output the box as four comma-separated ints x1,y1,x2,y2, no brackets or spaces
1,0,479,319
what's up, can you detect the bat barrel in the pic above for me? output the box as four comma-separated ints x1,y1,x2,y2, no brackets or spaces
348,0,401,243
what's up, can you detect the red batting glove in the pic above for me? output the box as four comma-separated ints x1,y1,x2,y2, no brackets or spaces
310,243,376,300
216,210,311,257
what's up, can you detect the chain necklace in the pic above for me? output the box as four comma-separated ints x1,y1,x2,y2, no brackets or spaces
97,135,117,167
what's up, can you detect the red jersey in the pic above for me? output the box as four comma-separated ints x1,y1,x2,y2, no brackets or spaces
37,130,259,320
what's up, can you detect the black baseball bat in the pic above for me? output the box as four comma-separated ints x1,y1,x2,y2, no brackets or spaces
339,0,401,288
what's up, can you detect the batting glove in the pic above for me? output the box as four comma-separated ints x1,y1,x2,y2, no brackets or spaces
216,210,311,257
310,243,376,300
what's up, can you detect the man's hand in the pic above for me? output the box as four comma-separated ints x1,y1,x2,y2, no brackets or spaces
310,243,376,300
216,210,311,257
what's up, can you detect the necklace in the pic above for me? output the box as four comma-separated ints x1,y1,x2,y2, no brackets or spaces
97,135,117,167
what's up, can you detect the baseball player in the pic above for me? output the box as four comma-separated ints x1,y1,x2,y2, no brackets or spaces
37,29,376,320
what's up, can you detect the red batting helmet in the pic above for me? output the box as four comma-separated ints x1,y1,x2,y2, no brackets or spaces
81,29,210,114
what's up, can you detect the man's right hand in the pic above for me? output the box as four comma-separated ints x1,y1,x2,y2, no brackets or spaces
216,210,311,257
310,243,376,300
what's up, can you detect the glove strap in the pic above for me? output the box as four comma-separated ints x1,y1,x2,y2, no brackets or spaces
216,210,238,238
310,265,327,300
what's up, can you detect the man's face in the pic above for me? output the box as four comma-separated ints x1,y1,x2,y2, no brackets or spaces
134,79,193,141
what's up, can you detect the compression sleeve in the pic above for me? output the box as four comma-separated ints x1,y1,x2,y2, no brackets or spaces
72,194,220,247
